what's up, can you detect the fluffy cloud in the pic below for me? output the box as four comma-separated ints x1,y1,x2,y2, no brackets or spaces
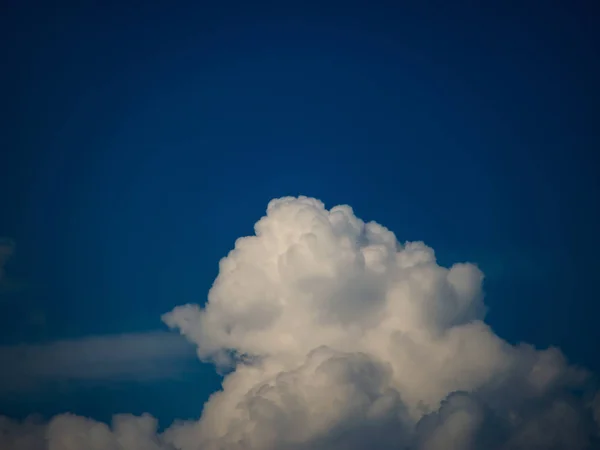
0,413,171,450
2,196,599,449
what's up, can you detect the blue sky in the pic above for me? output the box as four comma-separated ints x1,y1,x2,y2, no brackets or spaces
1,1,599,430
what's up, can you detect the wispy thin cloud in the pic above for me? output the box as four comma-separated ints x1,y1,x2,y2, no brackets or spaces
0,237,16,288
0,331,198,393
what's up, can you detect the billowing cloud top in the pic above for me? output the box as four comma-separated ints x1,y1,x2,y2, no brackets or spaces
2,197,599,450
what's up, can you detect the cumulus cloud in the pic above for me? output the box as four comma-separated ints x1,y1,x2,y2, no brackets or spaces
0,331,198,394
2,196,599,449
0,413,170,450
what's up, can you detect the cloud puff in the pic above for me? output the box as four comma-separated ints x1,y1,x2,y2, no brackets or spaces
0,331,197,394
0,413,170,450
2,196,599,449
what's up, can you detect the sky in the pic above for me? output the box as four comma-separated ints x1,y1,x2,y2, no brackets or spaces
1,2,599,449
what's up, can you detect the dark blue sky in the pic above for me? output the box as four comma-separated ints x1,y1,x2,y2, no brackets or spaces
1,2,599,425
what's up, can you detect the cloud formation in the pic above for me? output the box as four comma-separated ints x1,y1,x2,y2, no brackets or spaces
2,196,599,449
0,331,198,394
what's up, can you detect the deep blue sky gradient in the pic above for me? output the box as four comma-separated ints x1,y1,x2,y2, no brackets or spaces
1,2,599,425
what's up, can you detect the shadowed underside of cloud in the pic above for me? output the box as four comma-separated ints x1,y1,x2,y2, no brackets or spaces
0,331,198,394
2,197,599,450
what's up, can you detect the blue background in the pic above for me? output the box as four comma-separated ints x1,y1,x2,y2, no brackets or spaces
1,2,598,426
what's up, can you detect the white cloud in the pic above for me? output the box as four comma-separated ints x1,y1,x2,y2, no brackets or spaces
0,413,170,450
1,196,599,449
0,331,197,393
